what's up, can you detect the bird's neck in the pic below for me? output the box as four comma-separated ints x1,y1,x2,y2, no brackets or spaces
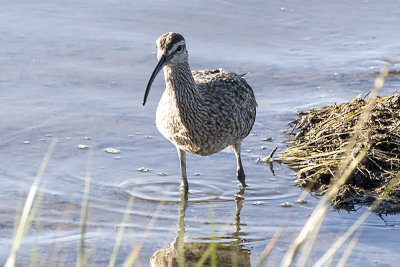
163,62,200,106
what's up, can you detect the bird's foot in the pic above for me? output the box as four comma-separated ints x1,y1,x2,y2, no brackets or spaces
237,169,247,188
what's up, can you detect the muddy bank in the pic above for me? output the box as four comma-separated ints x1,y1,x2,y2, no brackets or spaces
277,94,400,214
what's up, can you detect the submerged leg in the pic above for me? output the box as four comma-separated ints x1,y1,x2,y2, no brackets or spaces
232,143,247,188
178,148,189,194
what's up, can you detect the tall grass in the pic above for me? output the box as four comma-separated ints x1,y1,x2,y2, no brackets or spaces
314,172,400,267
280,62,393,267
194,206,218,267
76,148,93,267
5,139,57,267
28,180,47,267
123,194,168,266
108,197,135,267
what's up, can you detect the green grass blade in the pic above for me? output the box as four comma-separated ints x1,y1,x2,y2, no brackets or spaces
29,183,46,267
313,172,400,267
108,197,135,267
5,139,56,267
76,148,93,267
281,63,391,267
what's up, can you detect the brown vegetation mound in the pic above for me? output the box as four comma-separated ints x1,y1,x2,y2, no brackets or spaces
277,94,400,214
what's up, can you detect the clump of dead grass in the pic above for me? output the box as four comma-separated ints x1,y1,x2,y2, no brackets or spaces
277,93,400,214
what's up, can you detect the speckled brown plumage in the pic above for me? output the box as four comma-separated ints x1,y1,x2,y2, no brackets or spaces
144,32,257,194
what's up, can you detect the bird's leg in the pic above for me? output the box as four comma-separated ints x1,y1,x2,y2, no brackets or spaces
178,148,189,194
232,143,247,188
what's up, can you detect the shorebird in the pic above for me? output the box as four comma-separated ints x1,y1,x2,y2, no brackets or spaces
143,32,257,194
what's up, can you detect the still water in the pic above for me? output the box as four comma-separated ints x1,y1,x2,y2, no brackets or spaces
1,0,400,266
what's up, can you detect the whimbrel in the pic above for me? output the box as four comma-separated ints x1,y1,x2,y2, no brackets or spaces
143,32,257,194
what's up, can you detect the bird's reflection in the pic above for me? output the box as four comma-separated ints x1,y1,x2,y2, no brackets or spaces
150,188,251,266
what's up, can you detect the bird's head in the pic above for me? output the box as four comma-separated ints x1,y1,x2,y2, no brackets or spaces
156,32,188,64
143,32,187,106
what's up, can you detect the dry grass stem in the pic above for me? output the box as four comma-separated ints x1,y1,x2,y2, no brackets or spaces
5,139,57,267
123,190,171,267
29,182,47,267
313,172,400,267
336,229,362,267
76,148,93,267
278,63,399,213
281,63,394,266
108,197,135,267
256,187,308,267
194,207,218,267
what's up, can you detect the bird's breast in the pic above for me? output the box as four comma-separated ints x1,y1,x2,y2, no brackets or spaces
154,82,256,156
155,98,230,156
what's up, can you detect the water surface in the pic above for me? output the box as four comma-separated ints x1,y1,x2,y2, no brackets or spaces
1,0,400,266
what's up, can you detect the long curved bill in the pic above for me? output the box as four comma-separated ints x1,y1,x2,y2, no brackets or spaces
142,54,169,106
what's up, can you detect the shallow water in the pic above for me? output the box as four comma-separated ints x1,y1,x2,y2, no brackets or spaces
1,0,400,266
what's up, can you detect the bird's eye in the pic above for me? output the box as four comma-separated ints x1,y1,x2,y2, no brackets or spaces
177,45,183,52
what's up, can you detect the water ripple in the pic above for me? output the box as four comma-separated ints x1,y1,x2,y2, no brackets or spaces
117,178,236,204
